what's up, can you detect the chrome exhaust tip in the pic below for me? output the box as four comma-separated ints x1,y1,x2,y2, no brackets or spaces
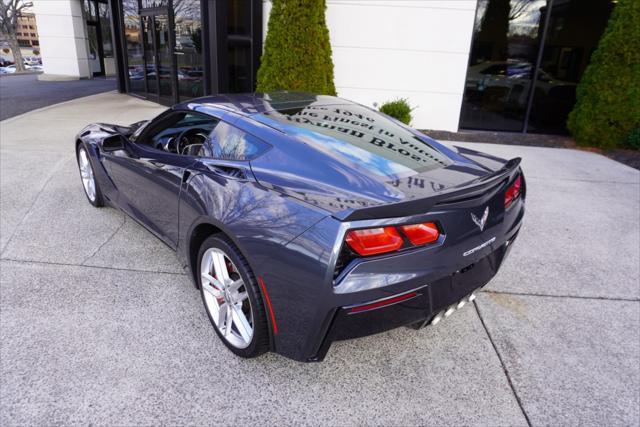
430,311,444,325
444,305,456,317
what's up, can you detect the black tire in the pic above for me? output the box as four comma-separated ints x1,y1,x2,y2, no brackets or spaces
76,145,104,207
197,234,269,358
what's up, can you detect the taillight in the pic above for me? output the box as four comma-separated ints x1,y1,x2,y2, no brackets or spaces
345,227,403,256
504,175,522,209
344,222,441,257
400,222,439,245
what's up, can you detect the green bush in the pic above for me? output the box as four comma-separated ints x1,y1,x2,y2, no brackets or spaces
256,0,336,95
567,0,640,150
379,99,413,125
623,127,640,150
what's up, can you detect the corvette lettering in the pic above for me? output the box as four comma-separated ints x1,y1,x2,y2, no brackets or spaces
463,237,496,257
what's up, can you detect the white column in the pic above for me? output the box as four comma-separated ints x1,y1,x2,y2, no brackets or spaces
32,0,91,80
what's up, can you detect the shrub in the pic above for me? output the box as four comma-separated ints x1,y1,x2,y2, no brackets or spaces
379,99,413,125
567,0,640,150
256,0,336,95
32,49,40,55
623,127,640,150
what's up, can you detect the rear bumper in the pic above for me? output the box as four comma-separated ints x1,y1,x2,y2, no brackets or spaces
309,228,519,361
261,188,525,362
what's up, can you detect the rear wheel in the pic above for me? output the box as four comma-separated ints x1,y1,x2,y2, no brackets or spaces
197,235,269,358
77,146,104,207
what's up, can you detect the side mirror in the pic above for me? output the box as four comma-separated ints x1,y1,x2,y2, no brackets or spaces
102,134,127,152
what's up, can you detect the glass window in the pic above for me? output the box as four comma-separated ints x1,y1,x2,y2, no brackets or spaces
209,122,270,161
83,0,97,21
228,41,252,92
140,112,219,155
174,0,204,100
460,0,547,132
87,25,102,74
526,0,614,134
461,0,616,135
227,0,251,36
140,0,168,8
122,0,144,92
99,2,113,57
153,15,173,101
261,102,452,179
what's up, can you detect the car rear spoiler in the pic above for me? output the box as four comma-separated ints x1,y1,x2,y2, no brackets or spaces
332,157,522,222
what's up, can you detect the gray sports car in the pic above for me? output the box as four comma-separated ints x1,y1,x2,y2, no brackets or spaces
75,92,525,362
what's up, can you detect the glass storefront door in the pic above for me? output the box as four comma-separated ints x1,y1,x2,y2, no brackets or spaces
153,14,173,102
123,0,205,104
118,0,261,105
460,0,614,134
140,15,155,94
83,0,113,76
136,12,175,103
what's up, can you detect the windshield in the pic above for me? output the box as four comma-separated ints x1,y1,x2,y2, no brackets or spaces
256,102,452,180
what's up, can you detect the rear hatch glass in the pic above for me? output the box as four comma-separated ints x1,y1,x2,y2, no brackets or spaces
256,103,452,181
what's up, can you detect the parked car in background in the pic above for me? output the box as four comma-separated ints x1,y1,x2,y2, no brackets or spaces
23,56,41,66
0,57,14,67
0,65,16,74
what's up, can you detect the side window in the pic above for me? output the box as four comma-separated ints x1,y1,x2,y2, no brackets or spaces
138,111,218,155
208,122,270,161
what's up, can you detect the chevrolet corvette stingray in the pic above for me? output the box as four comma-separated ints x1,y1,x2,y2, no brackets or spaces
75,92,525,362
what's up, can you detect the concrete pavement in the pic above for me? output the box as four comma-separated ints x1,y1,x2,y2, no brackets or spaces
1,92,639,425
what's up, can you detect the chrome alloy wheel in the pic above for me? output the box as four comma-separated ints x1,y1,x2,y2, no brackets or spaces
78,148,96,202
201,248,254,349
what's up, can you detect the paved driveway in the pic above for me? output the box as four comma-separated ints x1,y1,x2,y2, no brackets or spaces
1,93,638,426
0,74,116,120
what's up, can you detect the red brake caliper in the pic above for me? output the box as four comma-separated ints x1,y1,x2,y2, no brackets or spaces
211,267,225,305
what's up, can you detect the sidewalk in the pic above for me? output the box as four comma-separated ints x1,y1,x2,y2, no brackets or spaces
1,92,638,426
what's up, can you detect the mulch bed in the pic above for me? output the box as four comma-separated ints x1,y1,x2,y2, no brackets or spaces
421,129,640,171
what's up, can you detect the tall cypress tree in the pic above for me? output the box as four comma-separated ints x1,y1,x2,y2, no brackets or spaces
256,0,337,95
567,0,640,149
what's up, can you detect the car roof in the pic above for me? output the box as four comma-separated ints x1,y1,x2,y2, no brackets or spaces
175,91,354,116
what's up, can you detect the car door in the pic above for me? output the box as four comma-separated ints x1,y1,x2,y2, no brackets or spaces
102,111,218,247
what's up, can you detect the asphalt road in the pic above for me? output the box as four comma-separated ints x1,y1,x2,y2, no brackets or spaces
1,93,639,426
0,73,116,120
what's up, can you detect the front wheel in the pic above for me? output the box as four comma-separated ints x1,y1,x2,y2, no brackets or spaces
197,235,269,358
77,145,104,207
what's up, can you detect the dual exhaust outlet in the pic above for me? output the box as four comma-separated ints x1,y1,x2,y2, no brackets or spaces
421,292,477,328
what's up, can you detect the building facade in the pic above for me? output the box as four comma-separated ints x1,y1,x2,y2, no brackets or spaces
33,0,614,133
16,13,39,48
